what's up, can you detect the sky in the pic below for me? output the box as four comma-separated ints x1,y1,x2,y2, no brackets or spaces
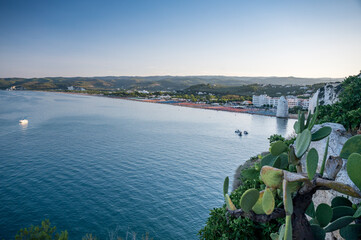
0,0,360,78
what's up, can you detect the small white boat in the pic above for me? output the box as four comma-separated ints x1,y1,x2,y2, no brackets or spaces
19,119,28,124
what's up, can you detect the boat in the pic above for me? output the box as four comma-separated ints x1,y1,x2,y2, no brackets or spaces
244,131,248,135
235,130,241,134
19,119,28,124
238,132,242,136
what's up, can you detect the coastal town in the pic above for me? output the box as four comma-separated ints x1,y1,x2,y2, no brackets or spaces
6,83,320,118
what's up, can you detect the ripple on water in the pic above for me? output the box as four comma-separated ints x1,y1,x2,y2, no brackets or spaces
0,91,296,239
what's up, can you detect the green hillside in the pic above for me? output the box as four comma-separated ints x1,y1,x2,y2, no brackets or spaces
0,76,342,91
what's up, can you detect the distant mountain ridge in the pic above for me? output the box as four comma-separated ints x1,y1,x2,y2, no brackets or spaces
0,76,343,91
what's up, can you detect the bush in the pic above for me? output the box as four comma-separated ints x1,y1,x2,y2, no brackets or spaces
268,134,295,147
15,219,68,240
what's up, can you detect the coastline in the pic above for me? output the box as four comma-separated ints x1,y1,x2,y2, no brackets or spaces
18,90,298,119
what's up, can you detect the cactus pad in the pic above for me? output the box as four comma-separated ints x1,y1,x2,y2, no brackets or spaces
260,166,284,188
311,126,332,141
239,188,259,212
283,180,293,215
223,177,229,196
347,153,361,191
324,216,354,232
331,196,352,208
262,188,275,215
293,121,301,134
306,148,319,180
224,194,236,211
295,129,312,158
288,145,298,165
316,203,333,227
252,191,265,214
340,135,361,159
270,141,288,156
340,224,361,240
284,215,292,240
331,206,356,222
274,153,289,170
261,153,277,167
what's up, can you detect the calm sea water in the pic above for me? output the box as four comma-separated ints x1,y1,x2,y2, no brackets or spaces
0,91,295,239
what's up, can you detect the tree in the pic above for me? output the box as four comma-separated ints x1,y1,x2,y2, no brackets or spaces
223,107,361,240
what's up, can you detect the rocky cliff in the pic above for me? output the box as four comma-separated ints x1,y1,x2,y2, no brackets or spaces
308,83,342,113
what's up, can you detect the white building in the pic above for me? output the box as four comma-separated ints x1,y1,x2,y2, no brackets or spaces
252,95,279,107
138,90,149,94
67,86,85,91
252,94,310,109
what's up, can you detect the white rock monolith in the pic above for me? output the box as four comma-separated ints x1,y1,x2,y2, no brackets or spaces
276,96,288,118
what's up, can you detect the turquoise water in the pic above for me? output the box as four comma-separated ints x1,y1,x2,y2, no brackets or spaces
0,91,295,239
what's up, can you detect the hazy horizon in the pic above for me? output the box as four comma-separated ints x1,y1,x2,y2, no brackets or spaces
0,74,346,80
1,0,360,78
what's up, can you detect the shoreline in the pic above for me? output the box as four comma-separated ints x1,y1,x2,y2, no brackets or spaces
12,90,298,119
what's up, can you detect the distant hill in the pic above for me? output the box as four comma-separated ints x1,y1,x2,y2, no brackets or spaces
0,76,343,91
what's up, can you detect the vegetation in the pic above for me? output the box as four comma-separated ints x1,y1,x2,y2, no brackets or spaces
199,162,284,240
14,221,154,240
182,83,323,98
220,105,361,240
317,73,361,132
268,134,296,147
15,219,68,240
288,106,303,114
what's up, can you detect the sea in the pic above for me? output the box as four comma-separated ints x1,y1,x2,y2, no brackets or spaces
0,91,296,239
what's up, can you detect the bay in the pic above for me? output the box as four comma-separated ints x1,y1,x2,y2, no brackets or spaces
0,91,295,239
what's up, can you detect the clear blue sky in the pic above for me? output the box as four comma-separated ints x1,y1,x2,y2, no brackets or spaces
0,0,360,78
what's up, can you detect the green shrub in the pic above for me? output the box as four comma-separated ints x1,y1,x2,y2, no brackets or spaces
268,134,295,147
15,219,68,240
